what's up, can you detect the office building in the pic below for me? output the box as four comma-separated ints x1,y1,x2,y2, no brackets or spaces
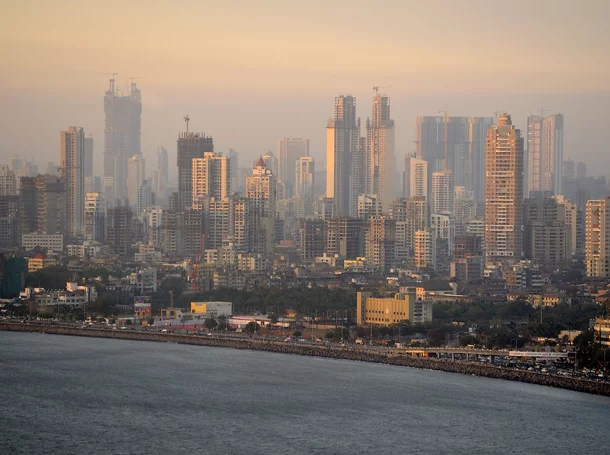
61,127,85,237
366,93,395,213
326,95,362,217
103,77,141,203
527,114,564,196
295,156,315,201
356,289,432,326
278,138,309,198
484,114,524,266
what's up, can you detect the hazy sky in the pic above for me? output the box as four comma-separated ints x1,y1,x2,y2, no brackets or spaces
1,0,610,179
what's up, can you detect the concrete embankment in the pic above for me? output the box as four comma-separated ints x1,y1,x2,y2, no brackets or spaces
3,322,610,397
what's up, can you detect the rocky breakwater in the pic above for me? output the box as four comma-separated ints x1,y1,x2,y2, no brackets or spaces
3,322,610,397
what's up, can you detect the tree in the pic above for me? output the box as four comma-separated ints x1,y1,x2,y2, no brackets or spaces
293,330,302,338
217,314,228,331
427,328,446,347
245,321,259,334
204,317,218,330
147,317,155,326
270,313,279,324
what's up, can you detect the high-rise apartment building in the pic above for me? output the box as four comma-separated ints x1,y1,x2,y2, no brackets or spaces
416,116,492,202
527,114,564,196
299,220,325,262
414,228,436,269
523,195,569,271
152,146,169,204
106,203,133,256
84,192,105,242
192,152,231,210
246,158,277,255
278,138,309,198
60,127,85,237
295,157,315,200
403,154,428,199
177,132,214,211
324,217,363,259
0,165,16,196
84,136,93,179
484,114,524,266
357,194,381,221
431,170,453,214
365,216,396,272
127,154,145,208
326,95,362,217
585,198,610,277
103,78,141,204
366,94,395,213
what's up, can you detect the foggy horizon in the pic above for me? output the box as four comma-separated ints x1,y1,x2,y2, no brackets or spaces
2,0,610,177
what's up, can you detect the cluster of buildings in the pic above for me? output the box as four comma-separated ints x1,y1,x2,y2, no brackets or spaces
3,79,610,328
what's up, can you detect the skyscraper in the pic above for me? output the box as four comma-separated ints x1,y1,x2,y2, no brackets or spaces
527,114,564,196
416,116,492,202
585,198,610,277
177,131,214,211
152,146,169,204
84,192,105,242
84,136,93,179
403,154,428,199
192,152,231,210
0,165,16,196
484,113,524,266
103,77,142,204
278,138,309,198
366,93,395,213
61,127,85,237
127,154,145,208
246,158,276,255
295,157,315,200
326,95,362,217
431,170,453,214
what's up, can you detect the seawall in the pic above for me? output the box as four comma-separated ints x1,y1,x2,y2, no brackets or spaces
2,322,609,397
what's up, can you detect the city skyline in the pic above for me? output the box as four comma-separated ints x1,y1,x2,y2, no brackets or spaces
2,1,610,176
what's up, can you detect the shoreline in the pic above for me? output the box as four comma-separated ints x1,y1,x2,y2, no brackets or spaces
3,322,610,397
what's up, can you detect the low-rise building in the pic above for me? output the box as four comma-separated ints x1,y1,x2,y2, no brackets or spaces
356,289,433,326
27,254,57,272
190,301,233,318
22,233,64,252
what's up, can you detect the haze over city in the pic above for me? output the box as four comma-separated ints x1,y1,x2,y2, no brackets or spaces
4,2,610,453
2,0,610,176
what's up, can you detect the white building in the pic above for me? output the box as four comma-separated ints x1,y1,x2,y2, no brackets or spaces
22,233,64,251
432,170,453,214
403,154,428,199
414,229,436,269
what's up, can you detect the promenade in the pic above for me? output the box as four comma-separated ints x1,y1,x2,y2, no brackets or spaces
2,322,609,397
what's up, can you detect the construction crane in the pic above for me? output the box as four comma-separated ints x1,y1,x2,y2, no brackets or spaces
190,234,207,291
372,85,392,96
184,115,190,133
493,109,505,122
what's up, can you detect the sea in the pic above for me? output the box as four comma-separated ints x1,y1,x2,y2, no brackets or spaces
1,332,609,455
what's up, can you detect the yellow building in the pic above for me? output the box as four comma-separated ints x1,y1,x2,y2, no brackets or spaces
356,289,433,326
27,255,57,272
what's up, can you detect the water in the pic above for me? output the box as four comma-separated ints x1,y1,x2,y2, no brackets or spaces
1,332,609,454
